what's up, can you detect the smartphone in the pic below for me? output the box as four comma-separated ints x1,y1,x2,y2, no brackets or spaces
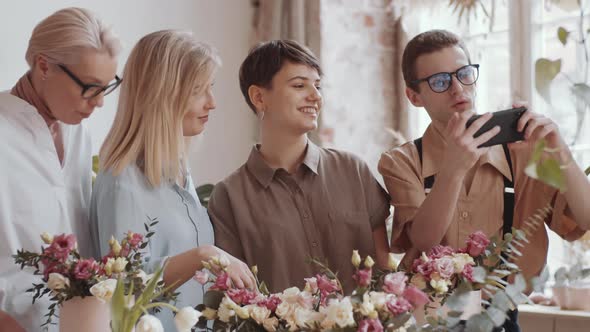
465,107,527,147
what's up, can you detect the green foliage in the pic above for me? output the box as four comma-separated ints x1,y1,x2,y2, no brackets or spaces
196,183,214,208
525,140,566,191
534,58,562,104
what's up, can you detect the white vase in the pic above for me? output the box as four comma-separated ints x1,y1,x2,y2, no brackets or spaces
60,296,111,332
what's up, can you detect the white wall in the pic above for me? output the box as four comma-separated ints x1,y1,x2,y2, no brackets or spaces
0,0,257,185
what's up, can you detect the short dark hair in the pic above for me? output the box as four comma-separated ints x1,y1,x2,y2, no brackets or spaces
239,39,323,113
402,29,471,92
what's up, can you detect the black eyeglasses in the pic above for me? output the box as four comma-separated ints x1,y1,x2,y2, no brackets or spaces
411,64,480,93
58,64,122,99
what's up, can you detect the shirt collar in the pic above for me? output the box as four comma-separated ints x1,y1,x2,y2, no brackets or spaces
246,139,320,188
421,124,513,181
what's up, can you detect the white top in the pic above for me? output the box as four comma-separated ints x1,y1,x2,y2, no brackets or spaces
0,92,92,331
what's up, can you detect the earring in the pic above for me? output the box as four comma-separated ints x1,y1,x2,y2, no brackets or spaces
258,110,265,121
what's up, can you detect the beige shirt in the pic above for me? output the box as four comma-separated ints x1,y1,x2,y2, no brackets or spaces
378,125,586,280
209,142,390,293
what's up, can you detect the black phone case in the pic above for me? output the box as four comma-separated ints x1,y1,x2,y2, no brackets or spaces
466,107,527,147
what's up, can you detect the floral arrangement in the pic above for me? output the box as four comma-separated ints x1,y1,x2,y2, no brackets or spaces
191,230,530,332
12,219,176,328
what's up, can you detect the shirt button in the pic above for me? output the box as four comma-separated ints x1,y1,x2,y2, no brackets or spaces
312,242,318,247
302,212,309,219
461,211,469,218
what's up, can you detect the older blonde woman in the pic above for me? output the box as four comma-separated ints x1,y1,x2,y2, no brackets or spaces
90,30,255,330
0,7,121,331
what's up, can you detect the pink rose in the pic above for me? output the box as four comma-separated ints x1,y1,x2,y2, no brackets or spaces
402,285,429,307
357,318,384,332
383,272,408,295
127,232,143,248
353,268,372,288
193,270,209,285
227,288,259,305
428,245,455,259
386,297,413,316
41,260,64,279
73,259,99,280
210,272,231,291
433,257,455,279
256,295,282,312
316,274,340,294
462,264,475,282
412,259,434,279
464,231,490,257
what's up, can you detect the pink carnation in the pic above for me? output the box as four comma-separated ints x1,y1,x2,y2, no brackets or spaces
256,295,282,312
402,285,429,307
462,264,475,282
227,288,259,305
73,258,99,280
45,234,77,261
383,272,408,296
210,272,231,291
316,274,340,294
352,268,372,288
433,257,455,279
412,259,434,279
464,231,490,257
127,232,143,248
386,297,413,316
428,245,455,259
357,318,384,332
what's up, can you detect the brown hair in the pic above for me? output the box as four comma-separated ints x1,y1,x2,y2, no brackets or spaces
402,29,471,92
239,39,322,113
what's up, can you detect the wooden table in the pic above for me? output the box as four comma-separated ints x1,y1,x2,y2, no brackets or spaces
518,304,590,332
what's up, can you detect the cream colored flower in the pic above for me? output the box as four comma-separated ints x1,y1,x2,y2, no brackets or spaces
235,305,250,320
104,258,115,276
430,278,450,294
47,273,69,291
112,257,128,273
358,293,376,316
369,291,392,310
323,298,355,328
90,279,117,303
275,301,294,319
111,239,122,256
218,296,237,322
201,307,217,320
452,253,475,273
40,232,53,244
280,286,301,304
388,253,399,271
294,307,316,328
351,250,361,268
249,305,271,324
364,255,375,269
263,317,279,332
174,307,201,332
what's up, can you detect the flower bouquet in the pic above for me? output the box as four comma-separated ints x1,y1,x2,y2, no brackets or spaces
192,230,531,332
12,219,176,331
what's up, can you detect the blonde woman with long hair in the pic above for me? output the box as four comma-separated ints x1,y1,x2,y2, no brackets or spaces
0,8,121,331
90,30,255,330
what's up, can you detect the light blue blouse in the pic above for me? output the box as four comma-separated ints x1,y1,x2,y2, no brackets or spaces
90,164,214,330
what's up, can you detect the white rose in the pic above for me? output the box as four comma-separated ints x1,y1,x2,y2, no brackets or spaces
369,291,392,310
275,301,294,319
104,258,115,276
135,314,164,332
174,307,201,332
249,305,271,324
294,307,315,328
323,298,355,328
262,317,279,332
430,278,450,294
235,305,250,320
40,232,53,244
90,279,118,303
452,253,475,273
47,273,69,291
280,287,301,304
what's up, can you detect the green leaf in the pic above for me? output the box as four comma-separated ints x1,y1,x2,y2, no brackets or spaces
472,266,487,283
585,166,590,175
196,184,214,208
485,306,508,327
535,58,562,104
557,27,570,46
490,291,512,312
537,158,566,191
110,278,127,332
465,313,494,332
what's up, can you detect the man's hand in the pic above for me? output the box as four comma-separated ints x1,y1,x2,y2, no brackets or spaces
440,111,501,177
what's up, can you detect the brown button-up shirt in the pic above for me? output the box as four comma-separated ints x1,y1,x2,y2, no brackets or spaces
208,141,390,293
378,125,586,280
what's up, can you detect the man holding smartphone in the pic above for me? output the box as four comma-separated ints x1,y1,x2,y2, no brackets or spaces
378,29,589,331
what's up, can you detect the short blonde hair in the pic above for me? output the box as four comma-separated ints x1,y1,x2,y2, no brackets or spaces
25,7,121,66
100,30,221,187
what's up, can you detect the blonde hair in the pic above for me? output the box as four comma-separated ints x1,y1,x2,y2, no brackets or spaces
100,30,221,187
25,7,121,66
